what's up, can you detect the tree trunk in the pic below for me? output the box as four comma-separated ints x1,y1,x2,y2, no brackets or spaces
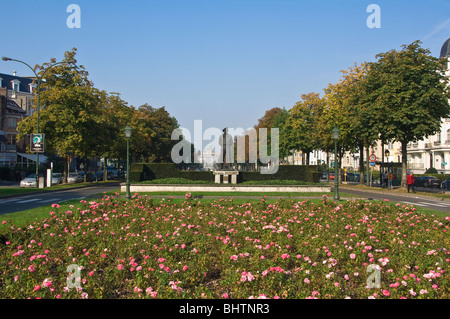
359,144,364,184
401,141,408,188
84,157,87,183
103,156,108,181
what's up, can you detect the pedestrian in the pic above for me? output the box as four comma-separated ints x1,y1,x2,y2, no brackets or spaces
407,173,415,193
389,173,393,187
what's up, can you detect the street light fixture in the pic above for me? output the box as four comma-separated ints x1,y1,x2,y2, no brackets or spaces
332,127,340,201
125,124,132,199
385,149,391,190
2,56,75,188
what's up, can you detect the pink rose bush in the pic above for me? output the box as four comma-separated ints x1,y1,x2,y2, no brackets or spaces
0,194,448,299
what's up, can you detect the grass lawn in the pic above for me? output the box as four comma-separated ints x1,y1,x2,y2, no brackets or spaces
0,181,119,198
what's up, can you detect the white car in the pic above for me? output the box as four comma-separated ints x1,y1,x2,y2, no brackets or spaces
20,174,37,188
67,173,80,184
52,173,62,185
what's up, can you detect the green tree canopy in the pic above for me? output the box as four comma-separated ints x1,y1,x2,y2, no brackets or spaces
363,40,450,187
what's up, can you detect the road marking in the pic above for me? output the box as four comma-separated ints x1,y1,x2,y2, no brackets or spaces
15,199,40,204
38,198,62,204
417,202,448,207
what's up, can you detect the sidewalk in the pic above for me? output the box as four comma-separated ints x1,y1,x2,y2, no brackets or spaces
338,183,450,202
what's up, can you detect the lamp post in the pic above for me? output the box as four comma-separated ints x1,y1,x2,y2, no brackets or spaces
385,149,391,190
2,56,73,188
332,127,340,200
124,124,132,199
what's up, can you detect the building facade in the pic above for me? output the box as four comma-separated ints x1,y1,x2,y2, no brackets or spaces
0,72,35,167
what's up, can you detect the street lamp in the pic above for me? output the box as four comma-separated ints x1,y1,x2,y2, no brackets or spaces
332,127,340,200
2,56,74,188
385,149,391,190
125,124,132,199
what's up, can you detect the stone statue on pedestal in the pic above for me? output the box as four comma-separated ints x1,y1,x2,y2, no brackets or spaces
218,127,233,170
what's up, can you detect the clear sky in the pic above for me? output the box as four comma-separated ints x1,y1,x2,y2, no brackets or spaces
1,0,449,143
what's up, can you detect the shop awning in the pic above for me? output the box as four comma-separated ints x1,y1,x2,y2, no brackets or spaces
17,152,48,164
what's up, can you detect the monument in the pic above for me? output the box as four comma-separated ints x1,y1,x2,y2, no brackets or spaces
214,127,239,184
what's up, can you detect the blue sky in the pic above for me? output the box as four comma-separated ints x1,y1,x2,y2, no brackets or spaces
1,0,450,142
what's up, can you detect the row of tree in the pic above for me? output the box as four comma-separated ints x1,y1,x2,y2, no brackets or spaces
17,48,182,182
252,41,450,187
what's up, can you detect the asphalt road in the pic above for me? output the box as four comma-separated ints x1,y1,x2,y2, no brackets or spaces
0,183,120,215
339,185,450,214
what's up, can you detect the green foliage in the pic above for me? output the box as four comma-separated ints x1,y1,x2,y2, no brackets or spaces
425,167,438,174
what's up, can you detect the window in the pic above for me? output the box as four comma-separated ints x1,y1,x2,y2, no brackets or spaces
447,129,450,142
8,118,17,129
11,80,20,92
436,132,441,143
0,77,3,87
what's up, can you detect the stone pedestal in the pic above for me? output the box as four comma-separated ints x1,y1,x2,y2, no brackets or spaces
213,170,239,184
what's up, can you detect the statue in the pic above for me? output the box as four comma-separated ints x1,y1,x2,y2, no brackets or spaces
218,127,233,170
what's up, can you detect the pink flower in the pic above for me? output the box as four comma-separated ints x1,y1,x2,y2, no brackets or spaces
350,253,356,259
182,265,188,271
230,255,238,261
281,254,290,260
117,264,124,270
222,293,229,299
81,292,88,299
34,285,40,291
1,221,6,225
382,290,390,296
28,265,36,272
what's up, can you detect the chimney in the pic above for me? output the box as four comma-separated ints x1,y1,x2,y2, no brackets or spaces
13,70,16,76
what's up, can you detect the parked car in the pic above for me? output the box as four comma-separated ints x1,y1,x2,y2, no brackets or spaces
67,173,81,184
441,178,450,189
93,171,103,181
20,174,37,187
79,171,95,182
415,176,441,188
52,173,62,185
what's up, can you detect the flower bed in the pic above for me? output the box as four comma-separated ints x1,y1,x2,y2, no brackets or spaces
0,194,448,299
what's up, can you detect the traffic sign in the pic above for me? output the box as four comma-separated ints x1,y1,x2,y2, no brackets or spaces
370,161,375,167
369,154,377,162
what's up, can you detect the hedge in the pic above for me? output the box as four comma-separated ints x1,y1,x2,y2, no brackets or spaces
130,163,320,184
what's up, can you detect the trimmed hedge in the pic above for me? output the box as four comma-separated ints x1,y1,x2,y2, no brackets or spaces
130,163,320,184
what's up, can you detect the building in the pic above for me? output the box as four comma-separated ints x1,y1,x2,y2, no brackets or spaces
0,72,35,167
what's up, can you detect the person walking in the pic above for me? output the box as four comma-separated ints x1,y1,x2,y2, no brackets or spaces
407,172,415,193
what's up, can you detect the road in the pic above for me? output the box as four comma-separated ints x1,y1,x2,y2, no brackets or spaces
339,185,450,214
0,183,120,215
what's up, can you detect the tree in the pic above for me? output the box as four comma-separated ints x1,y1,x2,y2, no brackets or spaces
323,62,378,184
17,48,107,182
134,104,179,163
363,40,450,187
281,93,325,165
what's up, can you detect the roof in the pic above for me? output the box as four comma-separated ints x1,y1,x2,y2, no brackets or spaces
440,38,450,59
0,73,34,93
6,98,26,114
